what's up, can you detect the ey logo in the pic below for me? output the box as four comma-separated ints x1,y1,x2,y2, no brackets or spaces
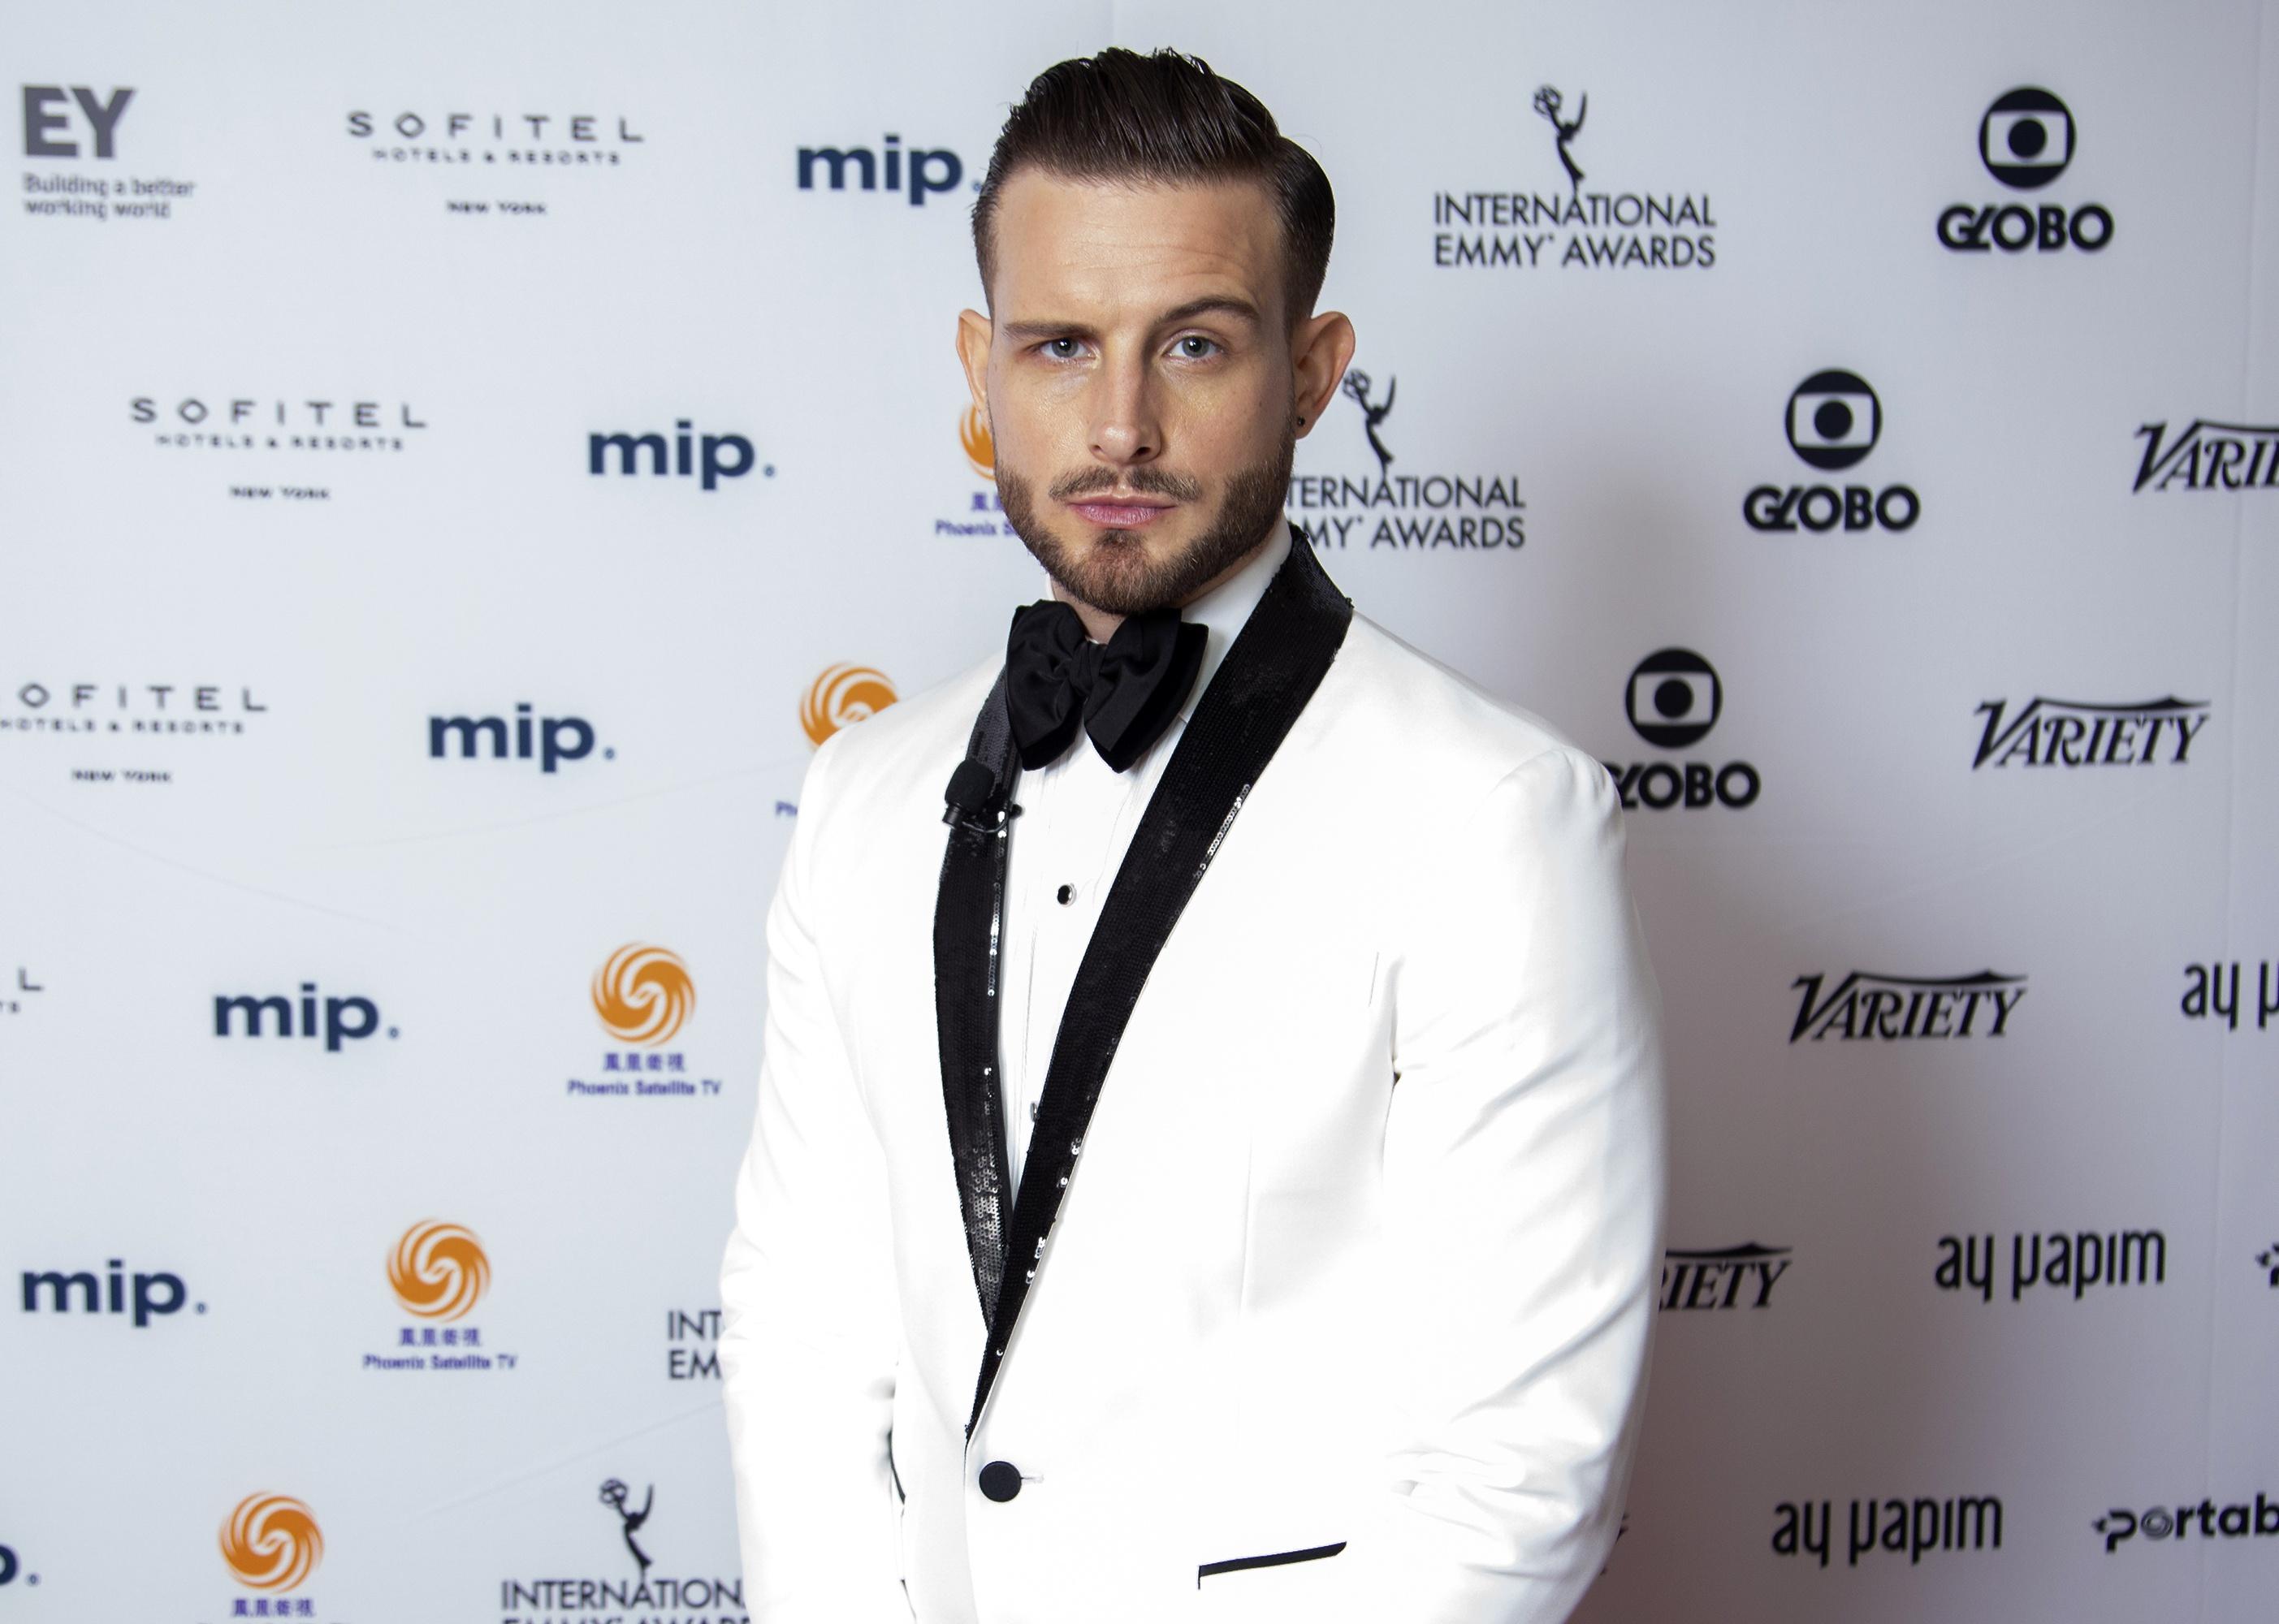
387,1220,490,1321
219,1494,322,1592
23,86,133,158
593,944,694,1045
801,664,897,747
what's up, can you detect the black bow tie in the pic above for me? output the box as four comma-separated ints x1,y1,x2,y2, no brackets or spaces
1004,599,1207,772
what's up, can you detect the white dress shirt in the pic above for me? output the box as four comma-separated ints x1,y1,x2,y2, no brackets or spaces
998,522,1293,1198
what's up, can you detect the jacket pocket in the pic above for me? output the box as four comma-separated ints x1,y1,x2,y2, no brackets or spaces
1196,1540,1346,1586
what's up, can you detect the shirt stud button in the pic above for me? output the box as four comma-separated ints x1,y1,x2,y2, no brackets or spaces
1056,883,1075,905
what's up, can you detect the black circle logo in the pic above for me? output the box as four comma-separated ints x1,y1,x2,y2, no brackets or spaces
1625,649,1721,749
1784,370,1880,471
1979,87,2074,190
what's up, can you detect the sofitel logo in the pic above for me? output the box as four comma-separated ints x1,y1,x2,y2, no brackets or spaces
348,108,645,166
1601,649,1758,812
1788,970,2026,1043
802,664,898,746
1972,695,2209,768
2,681,266,737
1744,370,1920,533
1431,84,1715,271
1938,87,2113,254
2132,418,2279,492
132,395,427,452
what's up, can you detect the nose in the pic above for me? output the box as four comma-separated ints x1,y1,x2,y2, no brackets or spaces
1087,346,1161,467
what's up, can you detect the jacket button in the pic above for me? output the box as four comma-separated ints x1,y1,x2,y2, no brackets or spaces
979,1460,1023,1502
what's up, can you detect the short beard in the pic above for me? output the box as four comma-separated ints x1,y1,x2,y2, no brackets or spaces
997,424,1295,617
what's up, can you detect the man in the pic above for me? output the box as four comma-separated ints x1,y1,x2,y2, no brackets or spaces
720,48,1663,1624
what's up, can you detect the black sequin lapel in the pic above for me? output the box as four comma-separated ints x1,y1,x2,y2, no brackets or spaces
936,529,1353,1438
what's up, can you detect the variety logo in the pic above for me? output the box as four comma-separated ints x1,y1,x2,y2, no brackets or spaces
220,1493,323,1593
1788,970,2026,1043
1938,87,2113,253
3,680,268,741
132,395,427,454
796,134,966,206
801,663,898,746
19,1258,198,1326
348,108,646,166
367,1220,512,1376
588,419,764,491
21,84,195,222
1972,695,2209,768
429,703,608,773
1602,650,1759,812
1935,1229,2167,1303
496,1477,742,1622
1744,370,1920,533
570,944,723,1102
1288,365,1526,551
2096,1495,2279,1553
1660,1242,1791,1311
2131,417,2279,492
1773,1496,2001,1568
388,1220,490,1321
214,983,395,1052
592,944,694,1045
2180,960,2278,1031
665,1308,721,1380
1432,84,1716,270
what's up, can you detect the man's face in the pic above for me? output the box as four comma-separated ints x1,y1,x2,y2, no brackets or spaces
958,171,1342,617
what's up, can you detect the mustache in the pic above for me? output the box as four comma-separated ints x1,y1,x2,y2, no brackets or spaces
1046,465,1205,503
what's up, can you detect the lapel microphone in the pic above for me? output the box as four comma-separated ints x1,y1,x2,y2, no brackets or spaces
942,758,1020,834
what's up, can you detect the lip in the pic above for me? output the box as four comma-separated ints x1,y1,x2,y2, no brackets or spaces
1065,495,1176,529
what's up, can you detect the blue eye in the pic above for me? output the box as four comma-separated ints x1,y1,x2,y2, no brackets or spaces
1043,338,1083,359
1174,335,1220,360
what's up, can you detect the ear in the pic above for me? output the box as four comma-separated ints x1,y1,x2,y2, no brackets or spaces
1291,310,1357,439
955,308,993,414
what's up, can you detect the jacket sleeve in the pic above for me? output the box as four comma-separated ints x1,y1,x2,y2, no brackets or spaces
1337,744,1666,1623
719,735,914,1623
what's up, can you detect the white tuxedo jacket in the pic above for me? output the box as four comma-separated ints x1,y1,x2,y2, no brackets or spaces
720,538,1664,1623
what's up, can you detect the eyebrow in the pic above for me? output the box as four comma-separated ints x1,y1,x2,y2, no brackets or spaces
999,296,1264,343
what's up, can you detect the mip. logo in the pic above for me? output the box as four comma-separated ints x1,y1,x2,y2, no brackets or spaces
22,86,132,157
797,134,964,206
588,420,764,490
801,663,897,747
1745,369,1920,533
388,1220,491,1321
594,943,695,1046
1603,650,1758,811
1939,86,2112,253
220,1493,322,1592
429,702,607,773
20,1258,197,1326
214,983,394,1051
0,1542,22,1586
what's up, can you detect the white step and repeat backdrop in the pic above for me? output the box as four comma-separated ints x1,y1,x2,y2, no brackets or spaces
4,1,2276,1619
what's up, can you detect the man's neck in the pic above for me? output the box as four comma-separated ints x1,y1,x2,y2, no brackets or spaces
1050,517,1282,643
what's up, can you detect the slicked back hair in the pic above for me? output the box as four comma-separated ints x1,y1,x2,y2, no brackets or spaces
971,48,1334,326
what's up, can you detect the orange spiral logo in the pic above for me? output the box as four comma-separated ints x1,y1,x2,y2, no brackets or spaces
387,1220,491,1321
219,1493,322,1592
800,663,898,747
958,404,995,478
591,942,694,1044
